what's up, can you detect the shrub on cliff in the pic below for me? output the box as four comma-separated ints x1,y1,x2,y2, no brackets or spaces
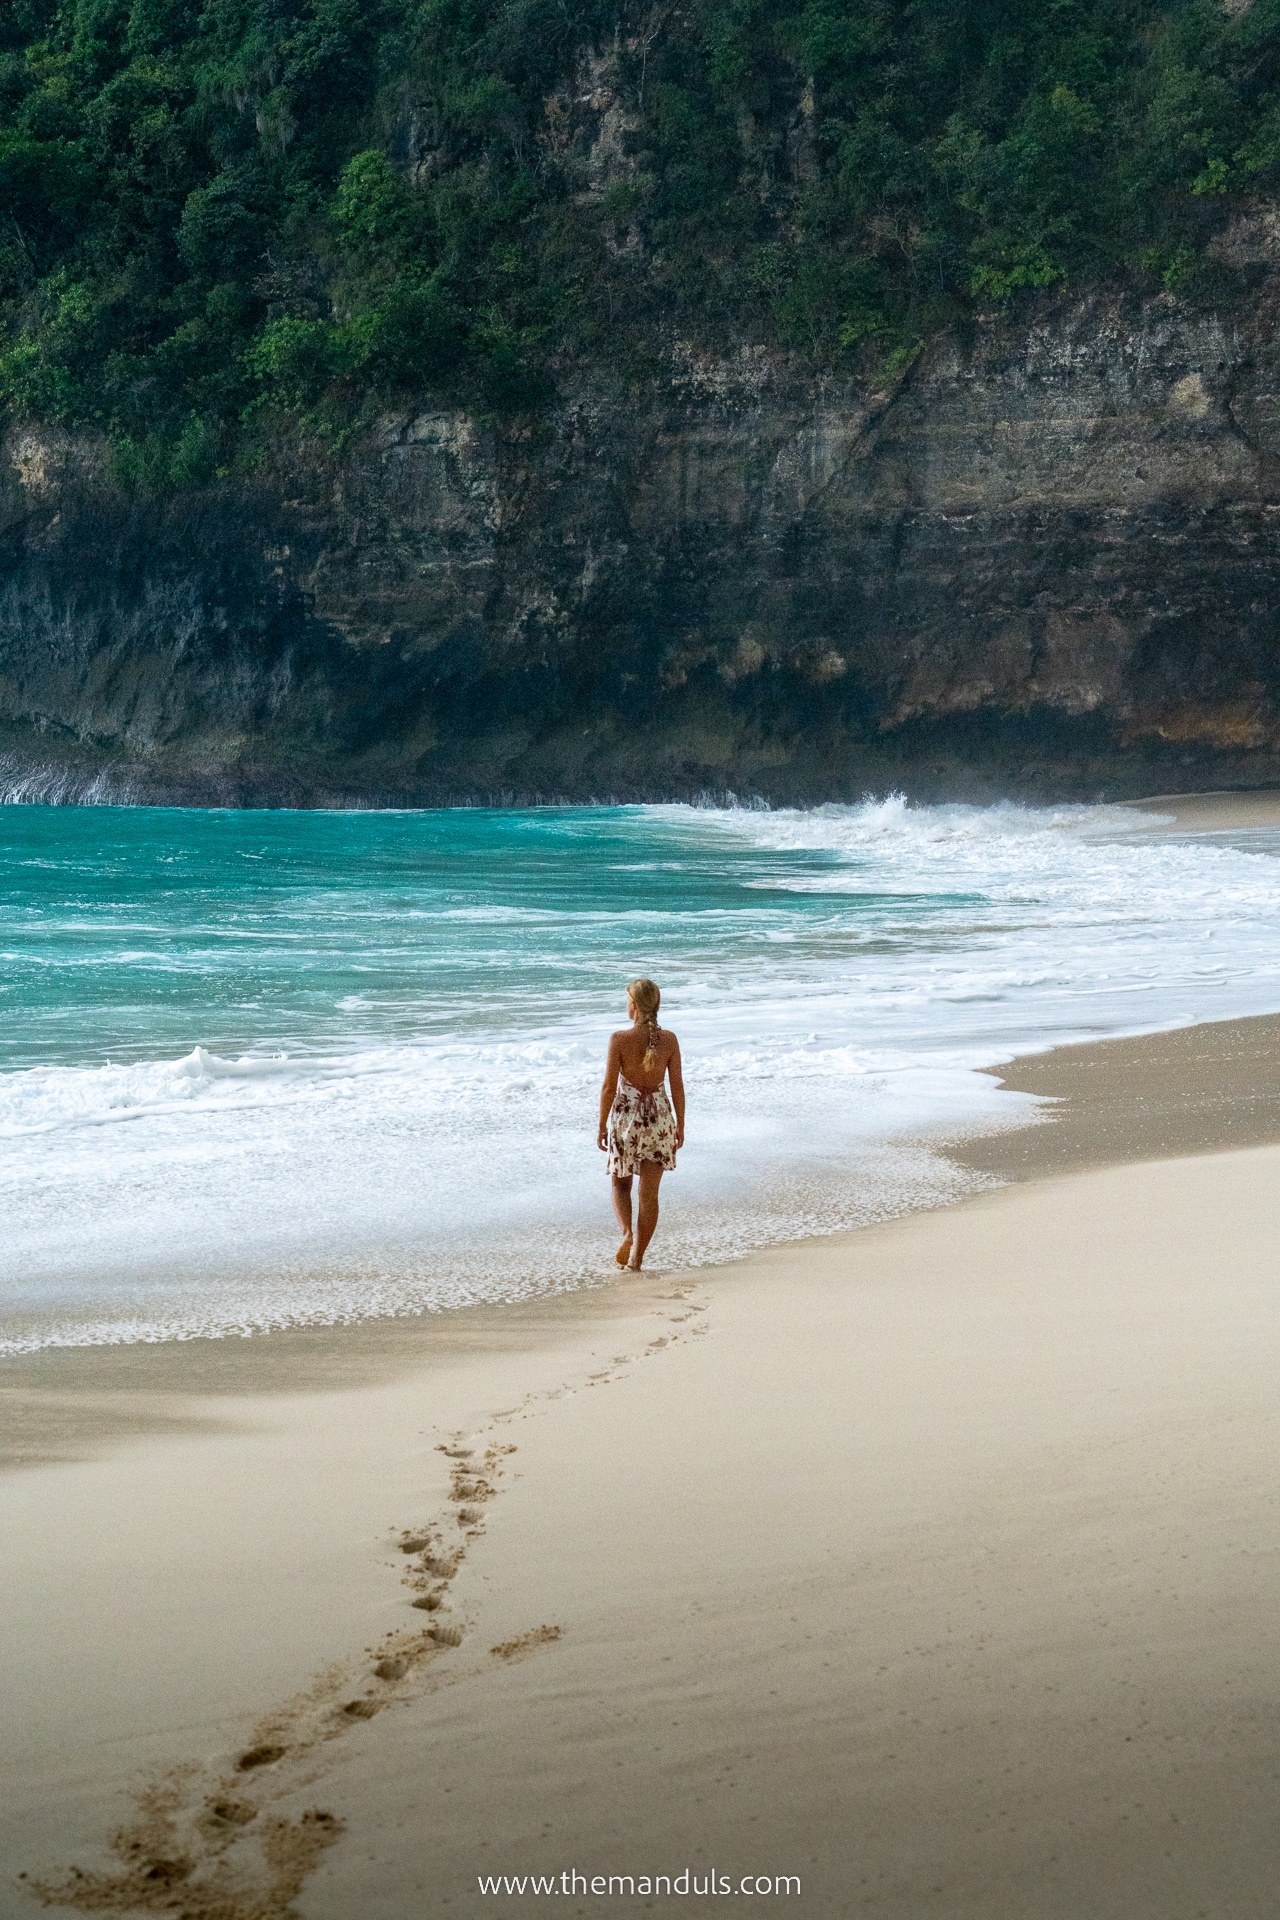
0,0,1276,485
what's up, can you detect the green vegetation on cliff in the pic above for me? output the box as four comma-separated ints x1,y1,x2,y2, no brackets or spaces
1,0,1278,483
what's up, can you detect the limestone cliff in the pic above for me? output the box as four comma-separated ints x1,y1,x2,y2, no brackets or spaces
3,237,1280,806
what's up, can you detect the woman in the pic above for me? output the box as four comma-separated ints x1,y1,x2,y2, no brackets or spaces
597,977,685,1271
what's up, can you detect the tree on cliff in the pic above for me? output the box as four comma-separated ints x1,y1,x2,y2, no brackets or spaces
1,0,1277,486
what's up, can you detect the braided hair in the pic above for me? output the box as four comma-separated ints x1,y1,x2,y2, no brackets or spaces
627,977,662,1070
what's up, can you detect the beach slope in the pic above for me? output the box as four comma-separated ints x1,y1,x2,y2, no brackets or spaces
2,1028,1278,1920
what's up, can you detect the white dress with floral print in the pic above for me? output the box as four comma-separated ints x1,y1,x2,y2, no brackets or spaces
606,1072,679,1176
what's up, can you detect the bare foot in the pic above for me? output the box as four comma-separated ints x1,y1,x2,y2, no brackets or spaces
615,1235,632,1268
627,1255,642,1271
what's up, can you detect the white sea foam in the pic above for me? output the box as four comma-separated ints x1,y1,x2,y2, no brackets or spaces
3,797,1280,1351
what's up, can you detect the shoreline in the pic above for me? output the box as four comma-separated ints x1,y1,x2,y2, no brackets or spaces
4,789,1279,1917
4,782,1278,1413
6,1001,1280,1467
4,1154,1276,1915
2,1011,1278,1917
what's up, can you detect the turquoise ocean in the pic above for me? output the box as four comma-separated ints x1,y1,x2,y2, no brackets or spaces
4,797,1280,1353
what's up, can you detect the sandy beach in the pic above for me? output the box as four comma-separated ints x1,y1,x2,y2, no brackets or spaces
3,797,1279,1920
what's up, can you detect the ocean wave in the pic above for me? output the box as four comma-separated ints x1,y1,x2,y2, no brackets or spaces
4,796,1280,1348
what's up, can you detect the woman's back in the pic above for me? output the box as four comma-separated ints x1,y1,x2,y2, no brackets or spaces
612,1025,677,1092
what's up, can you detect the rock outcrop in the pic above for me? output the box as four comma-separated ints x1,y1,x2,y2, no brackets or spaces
3,251,1280,806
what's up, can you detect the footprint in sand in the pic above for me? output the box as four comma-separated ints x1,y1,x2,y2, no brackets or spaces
422,1555,457,1578
373,1656,408,1681
411,1590,446,1612
429,1624,464,1648
456,1506,483,1526
340,1697,381,1719
137,1857,189,1886
399,1533,432,1553
490,1625,563,1662
204,1797,257,1828
235,1743,286,1771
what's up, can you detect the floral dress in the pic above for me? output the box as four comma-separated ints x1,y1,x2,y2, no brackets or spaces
606,1072,679,1175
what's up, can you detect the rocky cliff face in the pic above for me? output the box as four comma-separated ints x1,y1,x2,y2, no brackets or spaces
4,233,1280,806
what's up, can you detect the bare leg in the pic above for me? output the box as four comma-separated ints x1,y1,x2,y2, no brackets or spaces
627,1161,664,1270
611,1174,634,1265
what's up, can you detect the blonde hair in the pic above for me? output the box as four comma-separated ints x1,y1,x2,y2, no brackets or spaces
627,977,662,1069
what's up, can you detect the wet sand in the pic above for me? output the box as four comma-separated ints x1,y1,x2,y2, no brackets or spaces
1122,787,1280,830
956,1011,1280,1181
3,791,1278,1920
